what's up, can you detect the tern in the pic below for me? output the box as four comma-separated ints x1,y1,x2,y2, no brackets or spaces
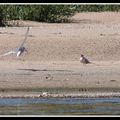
0,27,30,57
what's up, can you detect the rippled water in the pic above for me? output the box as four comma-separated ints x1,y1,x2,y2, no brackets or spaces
0,97,120,115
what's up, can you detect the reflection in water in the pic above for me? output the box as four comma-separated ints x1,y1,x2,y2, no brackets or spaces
0,98,120,115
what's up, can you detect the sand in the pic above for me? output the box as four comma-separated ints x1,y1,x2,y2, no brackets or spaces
0,12,120,98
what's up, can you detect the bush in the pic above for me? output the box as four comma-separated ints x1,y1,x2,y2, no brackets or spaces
3,5,76,23
76,5,120,12
0,5,120,26
0,6,7,26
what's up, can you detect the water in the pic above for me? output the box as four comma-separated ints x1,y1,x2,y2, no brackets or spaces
0,97,120,115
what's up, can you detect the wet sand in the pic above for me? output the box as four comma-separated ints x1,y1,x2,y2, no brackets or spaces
0,12,120,98
0,60,120,98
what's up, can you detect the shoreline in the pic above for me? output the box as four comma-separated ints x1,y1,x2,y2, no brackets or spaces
0,60,120,98
0,91,120,98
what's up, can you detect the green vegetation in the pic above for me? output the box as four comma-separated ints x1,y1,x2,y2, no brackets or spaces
0,5,76,26
0,5,120,26
76,5,120,12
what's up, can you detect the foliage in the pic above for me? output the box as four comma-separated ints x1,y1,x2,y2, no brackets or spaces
3,5,76,23
75,5,120,12
0,5,120,26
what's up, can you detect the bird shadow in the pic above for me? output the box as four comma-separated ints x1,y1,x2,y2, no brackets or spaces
17,68,72,72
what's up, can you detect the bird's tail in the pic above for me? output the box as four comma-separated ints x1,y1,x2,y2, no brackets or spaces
90,62,100,66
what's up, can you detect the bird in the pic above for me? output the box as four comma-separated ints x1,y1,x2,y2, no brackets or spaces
16,46,28,57
0,27,30,57
80,54,91,64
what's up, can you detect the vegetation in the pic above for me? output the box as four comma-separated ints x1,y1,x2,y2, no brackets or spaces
1,5,76,26
0,5,120,26
76,5,120,12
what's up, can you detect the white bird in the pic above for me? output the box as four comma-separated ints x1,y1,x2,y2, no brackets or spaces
0,27,30,57
80,54,91,64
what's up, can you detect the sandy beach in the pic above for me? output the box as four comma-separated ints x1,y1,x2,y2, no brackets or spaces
0,12,120,98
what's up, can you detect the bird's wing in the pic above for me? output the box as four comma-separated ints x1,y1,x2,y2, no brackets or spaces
0,50,16,57
19,27,30,48
85,57,90,63
0,27,30,57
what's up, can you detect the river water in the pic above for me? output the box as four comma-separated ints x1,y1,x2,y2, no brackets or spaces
0,97,120,115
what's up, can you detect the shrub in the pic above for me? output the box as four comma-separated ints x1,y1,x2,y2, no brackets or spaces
0,6,7,26
76,5,120,12
3,5,76,23
0,5,120,26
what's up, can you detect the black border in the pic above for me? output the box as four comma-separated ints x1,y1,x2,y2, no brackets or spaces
0,0,119,119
